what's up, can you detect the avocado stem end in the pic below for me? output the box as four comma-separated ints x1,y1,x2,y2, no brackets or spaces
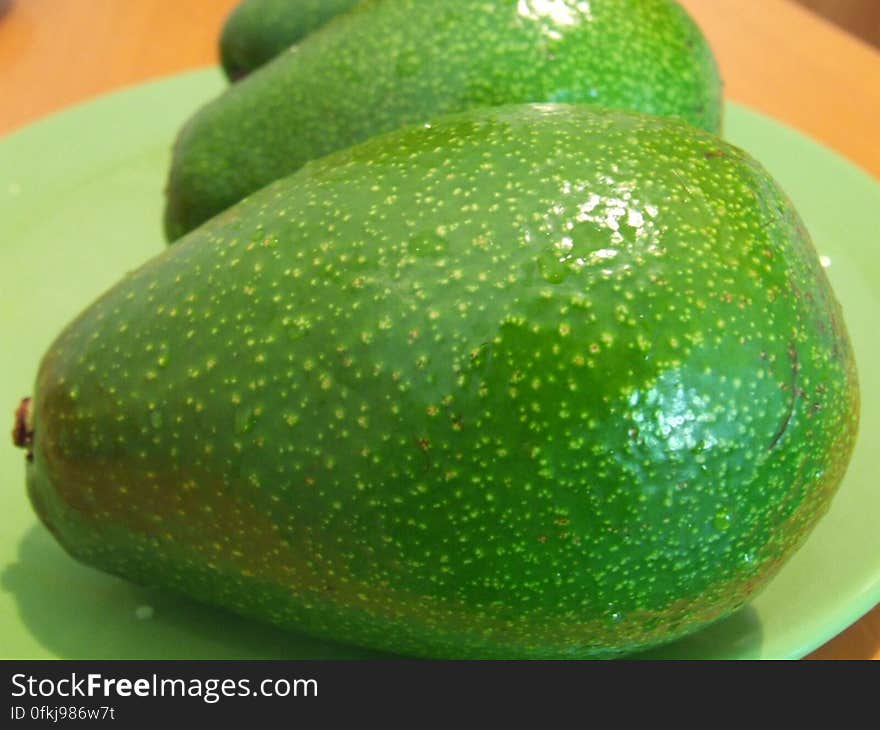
12,397,34,461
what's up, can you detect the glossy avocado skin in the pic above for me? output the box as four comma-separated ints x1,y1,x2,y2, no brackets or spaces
220,0,360,81
28,105,857,658
165,0,722,239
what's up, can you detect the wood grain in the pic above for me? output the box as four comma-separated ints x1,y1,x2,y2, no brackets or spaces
0,0,877,659
678,0,880,179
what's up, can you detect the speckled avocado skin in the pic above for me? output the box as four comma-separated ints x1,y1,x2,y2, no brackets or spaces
27,105,857,658
220,0,360,81
165,0,722,239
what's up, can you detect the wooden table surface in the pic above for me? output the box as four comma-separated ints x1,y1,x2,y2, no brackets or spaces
0,0,877,660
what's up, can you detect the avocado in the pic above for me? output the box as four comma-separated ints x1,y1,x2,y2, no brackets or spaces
18,105,858,658
220,0,360,81
165,0,722,239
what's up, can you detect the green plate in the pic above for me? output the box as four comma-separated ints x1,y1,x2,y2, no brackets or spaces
1,70,877,660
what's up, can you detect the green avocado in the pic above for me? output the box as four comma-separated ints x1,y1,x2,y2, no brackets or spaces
19,105,858,658
220,0,360,81
165,0,722,240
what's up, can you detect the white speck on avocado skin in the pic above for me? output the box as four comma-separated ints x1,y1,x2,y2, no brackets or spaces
166,0,722,237
134,605,155,620
31,104,858,660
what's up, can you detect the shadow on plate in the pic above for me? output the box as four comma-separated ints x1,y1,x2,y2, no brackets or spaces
2,523,387,659
630,605,763,660
4,522,762,660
